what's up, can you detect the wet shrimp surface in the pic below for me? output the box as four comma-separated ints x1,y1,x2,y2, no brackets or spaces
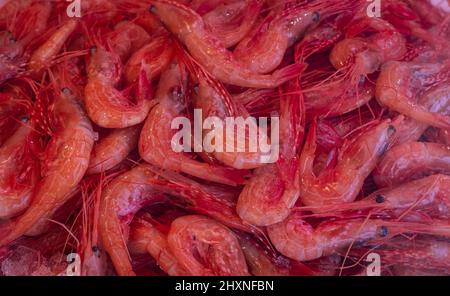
0,0,450,277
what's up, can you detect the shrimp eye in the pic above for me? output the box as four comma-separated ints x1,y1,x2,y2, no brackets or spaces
90,46,97,55
61,87,72,94
20,116,29,123
379,226,388,237
149,5,157,13
387,125,396,136
375,195,385,203
312,11,320,23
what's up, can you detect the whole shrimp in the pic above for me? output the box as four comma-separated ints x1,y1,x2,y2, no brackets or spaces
299,119,396,209
0,87,94,247
167,215,249,276
139,63,248,186
129,217,189,276
149,0,302,88
376,60,450,129
234,0,354,74
373,142,450,188
87,124,142,175
236,81,304,226
84,45,153,128
27,19,79,79
202,0,262,48
0,119,40,219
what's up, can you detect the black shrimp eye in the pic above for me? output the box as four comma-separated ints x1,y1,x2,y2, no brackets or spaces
20,116,29,123
387,125,396,136
312,11,320,23
61,87,72,94
375,195,385,204
149,5,157,13
90,46,97,55
379,226,389,237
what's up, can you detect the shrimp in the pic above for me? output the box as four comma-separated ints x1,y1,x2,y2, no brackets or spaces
98,164,167,276
87,125,142,175
167,215,249,276
329,17,407,85
267,211,450,262
149,0,302,88
373,142,450,188
299,119,396,209
0,87,94,247
84,46,153,128
27,19,79,78
236,81,304,226
139,63,248,186
234,0,352,74
424,127,450,146
376,60,450,129
128,218,189,276
202,0,262,48
0,120,40,219
124,34,174,84
108,21,151,62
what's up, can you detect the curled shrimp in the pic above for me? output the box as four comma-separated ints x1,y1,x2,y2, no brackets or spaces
376,60,450,129
202,0,262,48
84,46,153,128
0,119,40,219
87,124,142,175
129,218,189,276
139,63,247,186
373,142,450,188
236,81,304,226
0,87,94,247
124,34,174,84
27,19,79,79
149,0,302,88
299,119,396,209
167,215,249,276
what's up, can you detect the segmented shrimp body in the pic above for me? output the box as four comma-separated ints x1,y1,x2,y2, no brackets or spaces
108,21,151,62
0,87,94,246
87,124,142,175
373,142,450,188
139,64,247,186
376,60,450,129
167,215,249,276
150,0,302,88
299,120,395,209
129,218,189,275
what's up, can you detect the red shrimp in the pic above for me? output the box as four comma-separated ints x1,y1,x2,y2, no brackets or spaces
139,63,248,186
0,87,94,247
424,127,450,146
376,60,450,129
299,119,396,209
129,218,189,275
87,125,142,175
0,119,40,219
108,21,151,62
203,0,262,48
167,215,249,276
373,142,450,188
124,34,174,84
149,0,302,88
236,81,304,226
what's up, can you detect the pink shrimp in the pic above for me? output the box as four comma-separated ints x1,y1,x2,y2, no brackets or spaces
329,17,407,86
299,119,396,209
87,125,142,175
84,46,153,128
267,211,450,262
0,119,40,219
424,127,450,146
202,0,262,48
167,215,249,276
149,0,302,88
236,81,304,226
108,21,151,62
139,63,248,186
27,19,79,78
373,142,450,188
376,60,450,129
124,34,174,84
128,218,189,276
0,87,95,247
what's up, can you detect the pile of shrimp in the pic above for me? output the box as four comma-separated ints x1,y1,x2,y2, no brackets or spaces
1,0,450,276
